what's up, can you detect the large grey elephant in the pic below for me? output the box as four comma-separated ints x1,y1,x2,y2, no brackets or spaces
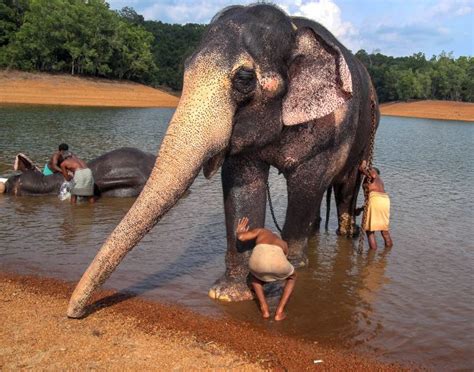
67,4,378,317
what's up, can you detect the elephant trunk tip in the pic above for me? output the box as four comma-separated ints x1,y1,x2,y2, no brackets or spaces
67,299,87,319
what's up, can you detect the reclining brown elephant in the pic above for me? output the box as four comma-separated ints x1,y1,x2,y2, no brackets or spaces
1,147,156,197
67,4,379,317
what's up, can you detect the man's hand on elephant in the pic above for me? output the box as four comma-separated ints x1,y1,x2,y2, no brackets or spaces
236,217,250,234
355,207,364,216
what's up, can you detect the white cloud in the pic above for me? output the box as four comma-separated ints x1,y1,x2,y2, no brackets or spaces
279,0,360,51
429,0,473,17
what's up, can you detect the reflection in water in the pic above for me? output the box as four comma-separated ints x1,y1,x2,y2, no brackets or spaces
358,249,391,308
1,107,473,370
222,234,391,350
59,203,95,244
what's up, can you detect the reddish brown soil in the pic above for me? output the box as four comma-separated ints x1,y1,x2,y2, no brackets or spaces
380,100,474,122
0,272,411,371
2,71,472,123
0,70,179,108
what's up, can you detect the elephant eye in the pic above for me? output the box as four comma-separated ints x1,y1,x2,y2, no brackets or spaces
233,68,257,95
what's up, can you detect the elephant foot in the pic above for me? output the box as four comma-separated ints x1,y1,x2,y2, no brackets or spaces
208,276,254,302
288,253,308,268
337,213,360,237
337,224,360,237
286,239,309,268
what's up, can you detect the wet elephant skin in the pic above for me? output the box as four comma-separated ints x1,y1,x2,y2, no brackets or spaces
4,147,156,197
67,4,380,317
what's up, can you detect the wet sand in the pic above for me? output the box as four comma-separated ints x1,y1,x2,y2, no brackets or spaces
0,70,179,108
380,100,474,122
0,272,407,371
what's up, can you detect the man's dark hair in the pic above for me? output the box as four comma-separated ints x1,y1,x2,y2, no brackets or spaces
58,143,69,151
373,167,380,175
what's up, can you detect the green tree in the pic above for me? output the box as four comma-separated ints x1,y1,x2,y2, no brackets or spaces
117,6,144,26
0,0,29,47
144,21,206,90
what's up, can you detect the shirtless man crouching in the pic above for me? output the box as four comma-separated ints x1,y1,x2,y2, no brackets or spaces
236,217,297,321
60,153,95,205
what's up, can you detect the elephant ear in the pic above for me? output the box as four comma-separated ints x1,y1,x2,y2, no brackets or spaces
282,27,353,126
14,153,40,172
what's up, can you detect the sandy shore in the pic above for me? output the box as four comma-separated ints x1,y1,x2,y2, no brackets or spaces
1,71,473,122
0,70,179,108
380,100,474,122
0,272,407,371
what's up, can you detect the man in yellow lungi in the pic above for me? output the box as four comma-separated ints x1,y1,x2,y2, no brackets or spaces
358,161,393,250
236,217,296,321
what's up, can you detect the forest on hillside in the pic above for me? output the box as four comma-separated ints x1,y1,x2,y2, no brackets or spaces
1,0,472,102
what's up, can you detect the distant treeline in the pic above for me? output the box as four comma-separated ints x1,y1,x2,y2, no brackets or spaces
356,50,473,103
1,0,472,102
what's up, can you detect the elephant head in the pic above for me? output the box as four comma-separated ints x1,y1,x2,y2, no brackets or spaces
67,4,354,317
1,153,60,195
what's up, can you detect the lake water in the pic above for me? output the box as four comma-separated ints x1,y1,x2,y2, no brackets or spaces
1,105,473,370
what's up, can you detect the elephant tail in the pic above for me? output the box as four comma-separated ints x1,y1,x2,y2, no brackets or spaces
325,186,332,231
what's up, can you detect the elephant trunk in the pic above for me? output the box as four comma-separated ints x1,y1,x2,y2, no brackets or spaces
67,58,235,318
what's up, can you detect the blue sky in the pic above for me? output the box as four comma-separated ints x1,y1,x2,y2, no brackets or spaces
107,0,473,57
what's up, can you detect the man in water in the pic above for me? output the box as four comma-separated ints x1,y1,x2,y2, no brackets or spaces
358,160,393,250
236,217,297,321
43,143,69,176
60,153,95,205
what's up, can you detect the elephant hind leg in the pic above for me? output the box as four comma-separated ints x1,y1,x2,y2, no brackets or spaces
333,166,362,237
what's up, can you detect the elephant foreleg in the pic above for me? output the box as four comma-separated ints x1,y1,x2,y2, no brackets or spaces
333,166,362,237
209,155,269,302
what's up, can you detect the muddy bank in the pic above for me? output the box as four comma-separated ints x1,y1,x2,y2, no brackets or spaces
0,272,407,371
380,100,474,122
0,70,179,108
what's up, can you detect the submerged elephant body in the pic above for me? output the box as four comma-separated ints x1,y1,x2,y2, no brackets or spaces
4,147,156,197
68,4,379,317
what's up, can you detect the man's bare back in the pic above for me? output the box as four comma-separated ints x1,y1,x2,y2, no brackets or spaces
359,160,385,193
60,154,95,204
236,217,296,321
237,217,288,256
60,155,88,181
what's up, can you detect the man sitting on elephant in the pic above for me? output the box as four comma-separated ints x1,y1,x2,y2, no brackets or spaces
43,143,70,176
236,217,297,321
60,152,95,205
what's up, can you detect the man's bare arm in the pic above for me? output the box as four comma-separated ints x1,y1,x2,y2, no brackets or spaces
51,153,62,173
237,228,265,242
60,162,72,181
